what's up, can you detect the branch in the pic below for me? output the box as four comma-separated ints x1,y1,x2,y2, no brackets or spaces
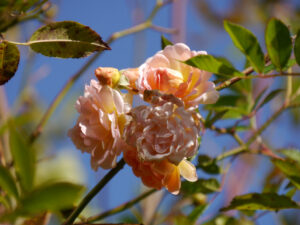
63,159,125,225
80,189,157,224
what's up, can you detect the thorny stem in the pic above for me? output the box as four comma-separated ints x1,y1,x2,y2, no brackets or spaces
63,159,125,225
80,189,157,224
29,0,174,143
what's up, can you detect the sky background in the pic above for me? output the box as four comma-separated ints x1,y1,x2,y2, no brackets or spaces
2,0,300,224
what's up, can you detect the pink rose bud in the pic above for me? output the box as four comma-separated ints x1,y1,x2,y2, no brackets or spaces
95,67,120,87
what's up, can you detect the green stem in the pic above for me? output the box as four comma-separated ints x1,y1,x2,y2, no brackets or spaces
82,189,156,224
216,146,248,161
246,103,288,146
63,159,125,225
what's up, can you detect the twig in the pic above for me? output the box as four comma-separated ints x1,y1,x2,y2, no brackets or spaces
81,189,156,224
63,159,125,225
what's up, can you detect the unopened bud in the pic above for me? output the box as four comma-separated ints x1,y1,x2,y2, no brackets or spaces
95,67,120,87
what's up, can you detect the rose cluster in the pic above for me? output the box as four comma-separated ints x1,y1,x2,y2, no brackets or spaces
68,43,219,194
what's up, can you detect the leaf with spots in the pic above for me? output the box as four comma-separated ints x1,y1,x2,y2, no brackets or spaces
221,193,299,211
0,41,20,85
29,21,110,58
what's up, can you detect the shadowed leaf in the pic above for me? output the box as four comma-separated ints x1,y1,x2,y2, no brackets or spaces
197,155,220,174
9,121,35,192
181,178,220,195
272,158,300,189
224,21,264,73
295,30,300,66
161,35,173,49
0,41,20,85
221,193,299,211
29,21,110,58
20,182,84,214
265,18,292,71
257,89,283,110
0,165,19,200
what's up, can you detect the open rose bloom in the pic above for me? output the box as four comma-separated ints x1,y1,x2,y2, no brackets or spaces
68,79,131,170
135,43,219,107
69,43,219,194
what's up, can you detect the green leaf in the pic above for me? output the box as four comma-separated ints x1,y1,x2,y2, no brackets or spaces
20,182,84,214
184,55,243,77
272,158,300,189
29,21,110,58
181,178,220,195
0,165,19,200
0,41,20,85
295,30,300,66
161,35,173,49
265,18,292,71
280,149,300,164
224,21,264,73
9,121,35,192
187,204,207,223
221,193,299,211
257,89,283,110
197,155,220,174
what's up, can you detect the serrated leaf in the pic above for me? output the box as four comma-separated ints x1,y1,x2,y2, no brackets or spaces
197,155,220,174
224,21,264,73
0,165,19,200
0,41,20,85
272,158,300,189
9,121,35,192
294,30,300,66
20,182,84,214
184,55,243,77
257,89,283,110
29,21,110,58
280,149,300,164
265,18,292,71
181,178,220,195
161,35,173,49
221,193,299,211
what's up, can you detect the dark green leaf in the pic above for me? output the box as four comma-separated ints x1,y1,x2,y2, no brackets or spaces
20,182,84,214
294,30,300,66
181,178,220,195
187,204,207,223
221,193,299,211
0,41,20,85
184,55,243,77
9,121,35,192
257,89,283,110
197,155,220,174
224,21,264,73
29,21,110,58
0,165,19,200
161,35,173,49
280,149,300,164
272,158,300,189
265,18,292,70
